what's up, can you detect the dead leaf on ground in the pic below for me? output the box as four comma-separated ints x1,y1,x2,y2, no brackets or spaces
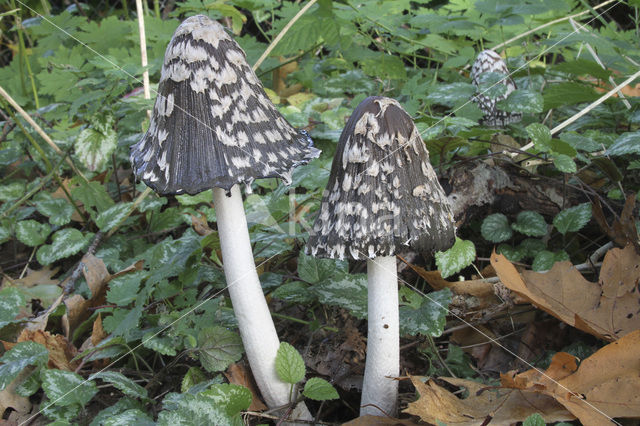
17,329,78,371
9,266,60,287
490,245,640,341
223,363,267,412
500,330,640,426
342,415,418,425
0,368,32,418
190,213,212,236
403,375,575,425
592,194,639,251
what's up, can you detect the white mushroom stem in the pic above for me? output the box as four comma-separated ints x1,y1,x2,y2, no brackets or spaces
213,185,311,420
361,255,399,416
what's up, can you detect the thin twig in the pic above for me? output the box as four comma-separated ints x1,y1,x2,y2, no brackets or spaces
135,0,151,108
252,0,318,71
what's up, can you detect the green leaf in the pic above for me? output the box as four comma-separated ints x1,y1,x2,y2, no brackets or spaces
0,181,26,202
553,203,592,234
552,153,577,173
175,190,213,206
608,132,640,156
106,271,145,306
497,89,543,113
297,251,347,283
523,413,546,426
75,113,117,172
400,289,451,337
0,342,48,390
532,250,569,271
435,238,475,279
426,82,476,108
559,132,600,153
35,198,74,226
542,82,599,110
481,213,512,243
197,327,243,373
553,59,611,80
511,211,547,237
202,384,252,417
519,238,547,259
303,377,339,401
0,225,10,244
71,180,114,218
142,333,177,356
312,273,368,319
0,287,25,327
181,367,207,393
102,409,154,426
526,123,552,152
36,228,92,265
275,342,306,384
90,371,148,400
271,281,315,304
95,202,133,232
15,220,51,247
41,369,98,407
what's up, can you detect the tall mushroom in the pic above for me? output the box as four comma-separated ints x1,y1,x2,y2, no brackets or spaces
306,96,455,416
471,49,522,127
130,15,319,417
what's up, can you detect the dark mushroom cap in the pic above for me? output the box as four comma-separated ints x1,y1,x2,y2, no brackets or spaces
306,96,455,260
130,15,319,195
471,49,522,127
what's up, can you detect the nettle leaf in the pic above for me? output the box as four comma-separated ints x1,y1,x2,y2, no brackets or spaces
607,131,640,156
103,409,154,426
197,327,243,373
36,228,92,265
526,123,552,152
0,287,26,327
181,367,207,393
142,333,177,357
201,384,252,417
542,82,599,110
523,413,546,426
106,271,145,306
497,244,525,262
303,377,339,401
15,220,51,247
312,273,368,319
559,132,601,152
71,180,115,218
435,238,475,279
426,82,476,108
0,342,48,390
481,213,512,242
497,89,543,114
95,202,133,232
553,203,592,234
41,369,97,407
35,198,74,226
90,371,148,400
532,250,569,271
519,238,547,259
511,211,547,237
75,113,117,172
552,153,577,173
297,251,347,283
275,342,306,384
0,181,26,201
400,288,451,337
0,225,10,244
271,281,315,304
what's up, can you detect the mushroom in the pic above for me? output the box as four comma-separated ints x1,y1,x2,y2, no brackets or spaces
130,15,319,417
306,96,455,416
471,49,522,127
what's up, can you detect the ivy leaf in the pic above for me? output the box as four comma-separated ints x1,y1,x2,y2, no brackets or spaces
36,228,92,265
607,131,640,156
552,153,577,173
526,123,552,152
532,250,569,271
303,377,339,401
498,89,543,113
15,220,51,247
75,113,117,172
275,342,306,384
553,203,592,234
90,371,148,400
400,289,451,337
95,202,133,232
197,327,243,373
435,238,475,279
0,342,48,390
481,213,512,242
41,369,98,407
511,211,547,237
35,198,74,226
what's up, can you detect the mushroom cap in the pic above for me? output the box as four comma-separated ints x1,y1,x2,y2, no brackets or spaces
306,96,455,260
471,49,522,127
130,15,320,195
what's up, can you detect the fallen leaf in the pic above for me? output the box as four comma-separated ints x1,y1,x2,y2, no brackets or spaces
91,313,106,346
223,363,267,411
592,194,639,251
0,368,32,418
11,266,60,287
343,415,417,425
190,213,212,236
16,329,78,371
403,375,575,425
500,330,640,426
490,245,640,341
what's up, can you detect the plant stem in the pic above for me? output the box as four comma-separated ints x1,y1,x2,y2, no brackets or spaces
361,255,399,417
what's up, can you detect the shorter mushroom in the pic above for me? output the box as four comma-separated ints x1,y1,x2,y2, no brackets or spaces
306,96,455,416
130,15,318,419
471,49,522,127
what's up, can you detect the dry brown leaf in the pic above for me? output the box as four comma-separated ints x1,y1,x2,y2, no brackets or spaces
91,313,107,346
342,415,417,425
11,267,60,287
490,245,640,341
403,375,575,425
82,254,110,298
190,213,212,236
592,195,639,251
16,329,78,371
500,331,640,426
223,363,267,411
0,368,32,418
